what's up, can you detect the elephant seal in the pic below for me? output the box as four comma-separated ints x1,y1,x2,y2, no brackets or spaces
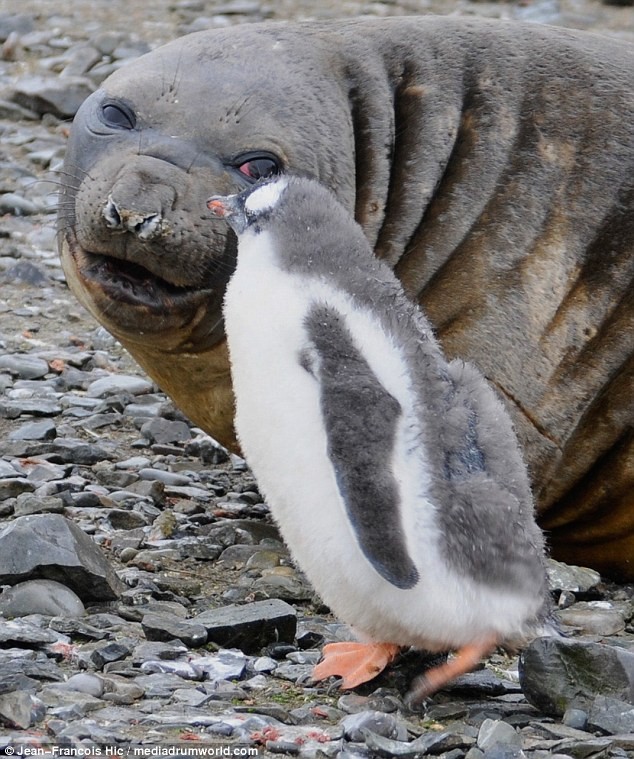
57,16,634,580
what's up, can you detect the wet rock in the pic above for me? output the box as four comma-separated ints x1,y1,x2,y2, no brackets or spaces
193,599,297,653
0,514,125,601
546,559,602,595
140,612,207,648
0,579,85,618
519,637,634,716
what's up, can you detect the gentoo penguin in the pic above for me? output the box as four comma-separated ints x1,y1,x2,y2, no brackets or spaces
207,175,555,704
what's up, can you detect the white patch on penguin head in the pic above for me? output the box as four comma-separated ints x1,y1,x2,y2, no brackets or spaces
244,177,289,216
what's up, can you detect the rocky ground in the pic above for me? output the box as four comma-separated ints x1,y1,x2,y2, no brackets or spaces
1,0,634,757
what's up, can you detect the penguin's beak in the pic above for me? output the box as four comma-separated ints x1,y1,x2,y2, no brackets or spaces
207,194,248,234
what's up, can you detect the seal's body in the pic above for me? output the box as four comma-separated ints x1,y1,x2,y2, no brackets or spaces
58,17,634,579
208,176,553,699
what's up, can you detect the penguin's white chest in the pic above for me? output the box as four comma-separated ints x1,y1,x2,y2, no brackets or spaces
222,230,542,650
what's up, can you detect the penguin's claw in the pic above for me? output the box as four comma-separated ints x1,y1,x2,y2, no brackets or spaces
405,637,499,708
312,642,401,689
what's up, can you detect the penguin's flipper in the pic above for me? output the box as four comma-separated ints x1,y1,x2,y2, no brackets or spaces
312,641,401,688
304,304,419,590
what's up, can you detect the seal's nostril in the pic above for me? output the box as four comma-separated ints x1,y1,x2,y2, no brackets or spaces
103,196,168,241
103,195,122,230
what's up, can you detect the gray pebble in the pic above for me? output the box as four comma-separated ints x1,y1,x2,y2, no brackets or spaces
477,719,522,750
341,710,408,742
87,375,153,397
0,353,49,378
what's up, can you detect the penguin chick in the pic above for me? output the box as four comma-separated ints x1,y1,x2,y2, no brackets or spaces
207,175,555,705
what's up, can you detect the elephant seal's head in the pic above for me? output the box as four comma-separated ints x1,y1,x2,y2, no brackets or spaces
58,24,358,449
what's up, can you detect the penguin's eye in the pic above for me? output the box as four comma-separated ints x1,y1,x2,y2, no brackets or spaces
235,153,281,182
101,102,136,130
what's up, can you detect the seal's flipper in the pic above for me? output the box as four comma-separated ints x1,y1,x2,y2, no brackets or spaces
304,303,419,590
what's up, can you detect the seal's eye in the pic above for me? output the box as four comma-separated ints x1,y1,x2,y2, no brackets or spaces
236,153,281,182
101,102,136,130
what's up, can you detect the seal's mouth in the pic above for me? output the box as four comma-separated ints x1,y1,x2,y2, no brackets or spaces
61,227,232,349
63,226,214,313
82,247,197,310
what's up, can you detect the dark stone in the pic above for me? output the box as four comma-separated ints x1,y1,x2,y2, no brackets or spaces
0,514,125,601
588,695,634,735
0,398,62,418
140,418,192,445
193,599,297,654
519,637,634,716
10,75,94,119
13,494,65,516
0,691,43,729
2,261,49,284
0,354,49,379
90,642,132,669
8,419,57,442
140,612,208,648
49,438,115,464
0,620,60,647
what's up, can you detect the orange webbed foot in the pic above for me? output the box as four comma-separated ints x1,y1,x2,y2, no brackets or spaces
312,641,401,689
405,636,499,707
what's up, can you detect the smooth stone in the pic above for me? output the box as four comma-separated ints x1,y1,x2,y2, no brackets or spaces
138,468,191,486
556,603,626,635
0,514,124,601
86,374,153,397
193,599,296,653
0,354,49,379
562,707,588,730
192,649,247,682
140,612,207,648
57,673,105,698
519,637,634,716
340,710,408,742
477,719,522,750
0,579,85,618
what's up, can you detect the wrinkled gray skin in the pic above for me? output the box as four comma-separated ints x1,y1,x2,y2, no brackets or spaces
58,16,634,580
